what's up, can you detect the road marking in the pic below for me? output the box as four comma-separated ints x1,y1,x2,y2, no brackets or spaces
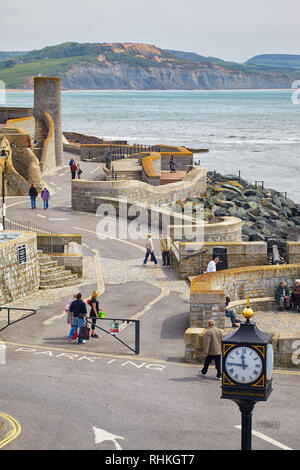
3,340,196,368
90,167,99,175
92,248,106,295
93,426,124,450
73,226,169,331
0,412,21,449
234,425,293,450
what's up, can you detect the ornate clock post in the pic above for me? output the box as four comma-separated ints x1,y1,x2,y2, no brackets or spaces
221,297,274,450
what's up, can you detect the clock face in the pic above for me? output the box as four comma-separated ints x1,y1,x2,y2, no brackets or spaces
225,346,263,384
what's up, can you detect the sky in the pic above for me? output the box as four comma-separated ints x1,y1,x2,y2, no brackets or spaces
1,0,299,62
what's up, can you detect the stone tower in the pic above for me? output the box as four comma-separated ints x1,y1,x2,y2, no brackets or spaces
33,77,63,167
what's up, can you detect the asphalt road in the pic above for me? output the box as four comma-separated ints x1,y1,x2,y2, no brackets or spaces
0,153,300,451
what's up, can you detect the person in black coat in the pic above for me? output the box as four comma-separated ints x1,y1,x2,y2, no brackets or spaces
29,184,38,209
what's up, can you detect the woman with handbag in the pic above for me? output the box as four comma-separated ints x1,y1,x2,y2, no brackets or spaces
143,233,158,265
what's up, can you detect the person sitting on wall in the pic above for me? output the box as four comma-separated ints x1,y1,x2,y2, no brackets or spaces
225,297,241,328
291,279,300,312
275,280,291,311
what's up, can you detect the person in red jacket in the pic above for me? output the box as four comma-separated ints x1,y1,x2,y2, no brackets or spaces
70,161,77,179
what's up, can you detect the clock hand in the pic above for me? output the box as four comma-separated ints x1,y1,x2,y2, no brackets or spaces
240,354,247,370
227,362,248,367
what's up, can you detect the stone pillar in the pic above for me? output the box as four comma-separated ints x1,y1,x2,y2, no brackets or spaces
34,77,63,167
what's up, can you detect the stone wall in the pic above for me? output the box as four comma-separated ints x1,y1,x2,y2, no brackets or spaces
184,327,300,368
141,153,161,186
4,116,35,136
190,263,300,329
169,216,242,244
172,240,267,279
0,231,40,304
72,166,207,210
0,107,34,124
36,233,82,254
286,241,300,264
160,150,193,171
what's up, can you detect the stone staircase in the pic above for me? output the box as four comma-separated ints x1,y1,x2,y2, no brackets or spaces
38,251,79,289
104,158,142,181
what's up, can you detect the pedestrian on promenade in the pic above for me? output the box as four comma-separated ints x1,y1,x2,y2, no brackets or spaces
169,155,176,173
68,293,88,344
291,279,300,312
200,319,223,380
89,290,100,338
70,161,77,179
160,234,172,267
29,184,38,209
275,280,291,311
69,157,75,168
143,233,158,265
77,163,83,179
225,296,241,328
206,257,220,273
41,187,50,210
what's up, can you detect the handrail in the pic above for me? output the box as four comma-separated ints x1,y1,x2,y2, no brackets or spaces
86,316,140,355
0,307,37,332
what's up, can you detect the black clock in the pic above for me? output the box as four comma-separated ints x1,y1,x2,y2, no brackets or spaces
221,307,273,402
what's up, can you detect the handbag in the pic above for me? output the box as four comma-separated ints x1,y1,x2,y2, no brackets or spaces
79,323,90,340
150,252,155,262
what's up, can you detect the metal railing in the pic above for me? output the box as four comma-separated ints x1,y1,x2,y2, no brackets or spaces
86,316,140,355
6,218,53,234
0,307,37,332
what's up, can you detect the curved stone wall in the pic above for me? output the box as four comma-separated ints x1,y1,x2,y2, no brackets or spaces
72,166,207,209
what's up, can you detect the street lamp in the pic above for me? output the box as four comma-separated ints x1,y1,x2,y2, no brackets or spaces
1,147,7,230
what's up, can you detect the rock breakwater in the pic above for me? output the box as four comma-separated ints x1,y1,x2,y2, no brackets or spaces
169,171,300,254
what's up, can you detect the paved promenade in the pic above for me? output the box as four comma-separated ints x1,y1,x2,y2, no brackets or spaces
0,151,300,450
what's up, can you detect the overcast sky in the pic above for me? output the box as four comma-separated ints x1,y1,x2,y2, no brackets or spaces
1,0,299,62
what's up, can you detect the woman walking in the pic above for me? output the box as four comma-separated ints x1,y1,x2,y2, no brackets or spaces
41,187,50,209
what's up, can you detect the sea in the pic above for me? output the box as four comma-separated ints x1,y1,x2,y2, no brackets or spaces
4,89,300,203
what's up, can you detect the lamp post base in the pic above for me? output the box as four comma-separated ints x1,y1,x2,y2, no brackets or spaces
234,400,256,450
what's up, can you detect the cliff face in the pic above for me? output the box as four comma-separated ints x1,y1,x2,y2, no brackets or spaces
2,42,299,90
61,62,292,90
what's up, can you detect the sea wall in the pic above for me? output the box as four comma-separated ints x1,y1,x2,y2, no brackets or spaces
72,166,207,210
0,107,34,124
4,115,35,136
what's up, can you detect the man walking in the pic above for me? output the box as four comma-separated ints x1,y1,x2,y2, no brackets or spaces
160,234,172,267
200,319,223,379
68,293,88,344
143,233,158,265
29,184,38,209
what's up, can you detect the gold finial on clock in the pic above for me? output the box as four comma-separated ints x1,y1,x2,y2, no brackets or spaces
243,295,254,319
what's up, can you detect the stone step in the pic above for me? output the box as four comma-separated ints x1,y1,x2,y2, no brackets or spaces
40,269,74,281
39,276,79,289
40,265,65,275
39,260,60,269
39,272,78,286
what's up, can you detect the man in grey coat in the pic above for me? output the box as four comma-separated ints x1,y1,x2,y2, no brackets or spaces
200,319,223,380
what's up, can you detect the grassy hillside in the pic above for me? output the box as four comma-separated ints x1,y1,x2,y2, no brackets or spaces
246,54,300,69
1,42,300,89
